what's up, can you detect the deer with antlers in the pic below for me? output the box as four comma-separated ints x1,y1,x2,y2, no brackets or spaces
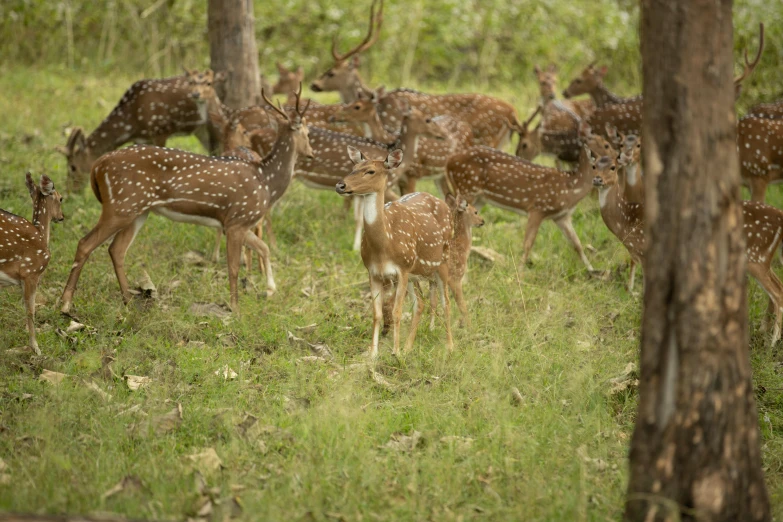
738,116,783,202
1,173,64,354
446,141,602,272
296,106,447,250
329,90,473,194
336,147,453,358
534,64,594,133
592,149,783,344
310,0,383,102
59,70,224,192
60,89,313,314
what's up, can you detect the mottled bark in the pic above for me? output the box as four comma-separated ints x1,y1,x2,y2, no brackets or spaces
624,1,770,521
208,0,260,109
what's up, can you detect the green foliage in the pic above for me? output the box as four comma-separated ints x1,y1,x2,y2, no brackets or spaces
1,0,780,107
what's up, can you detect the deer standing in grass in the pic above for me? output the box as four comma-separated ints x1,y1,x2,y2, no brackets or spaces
738,116,783,202
1,173,64,354
534,64,594,133
446,144,600,272
336,147,453,358
59,70,224,192
60,90,313,314
592,147,783,343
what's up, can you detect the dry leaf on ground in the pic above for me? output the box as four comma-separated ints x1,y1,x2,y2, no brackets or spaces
188,447,224,473
183,250,208,266
287,331,333,359
214,365,238,380
470,246,505,263
84,380,112,401
151,403,183,435
383,431,424,452
124,375,151,391
439,436,474,451
65,320,87,333
131,270,157,299
607,362,639,396
101,475,145,500
39,369,67,385
190,302,231,318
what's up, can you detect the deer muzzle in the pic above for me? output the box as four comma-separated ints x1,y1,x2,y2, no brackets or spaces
335,181,350,195
592,177,605,187
310,82,323,93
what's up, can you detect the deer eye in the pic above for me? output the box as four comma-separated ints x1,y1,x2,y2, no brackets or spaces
574,79,582,84
69,165,76,172
365,170,375,176
354,105,361,110
327,72,335,78
522,143,528,149
610,166,616,171
604,144,609,149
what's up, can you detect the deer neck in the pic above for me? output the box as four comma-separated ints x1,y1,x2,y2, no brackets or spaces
360,188,390,255
364,113,395,142
85,114,132,157
451,214,473,264
589,84,623,107
339,73,369,103
261,130,299,205
202,93,231,141
31,200,52,246
392,121,422,171
625,163,639,188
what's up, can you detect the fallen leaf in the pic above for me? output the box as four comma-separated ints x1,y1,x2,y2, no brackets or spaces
214,365,238,380
607,362,639,396
295,323,318,334
369,369,397,391
297,356,327,364
66,320,86,333
287,331,333,359
190,302,231,318
188,448,224,473
101,475,145,500
439,436,474,451
510,387,525,406
132,270,157,299
383,431,424,453
470,246,504,263
85,380,112,401
183,250,208,265
39,369,67,385
116,404,146,417
124,375,151,391
151,404,183,435
54,328,78,344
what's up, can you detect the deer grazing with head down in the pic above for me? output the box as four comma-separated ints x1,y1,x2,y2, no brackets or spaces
336,147,453,358
58,69,222,192
1,173,64,354
60,89,313,315
310,0,382,103
592,145,783,344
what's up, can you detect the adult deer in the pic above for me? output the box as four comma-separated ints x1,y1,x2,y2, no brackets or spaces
446,143,599,272
592,152,783,344
58,70,221,192
747,100,783,120
534,64,594,133
336,147,453,358
329,92,472,194
60,89,313,314
272,62,305,104
738,116,783,202
1,173,64,354
311,0,382,103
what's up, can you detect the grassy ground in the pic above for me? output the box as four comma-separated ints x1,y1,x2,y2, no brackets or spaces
0,66,782,521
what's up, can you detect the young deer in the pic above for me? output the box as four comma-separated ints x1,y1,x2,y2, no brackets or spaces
59,70,221,192
605,125,644,204
272,63,305,103
336,147,453,358
534,64,594,132
296,107,447,251
60,90,313,314
311,0,383,102
446,144,599,272
738,116,783,202
329,93,470,194
1,173,64,354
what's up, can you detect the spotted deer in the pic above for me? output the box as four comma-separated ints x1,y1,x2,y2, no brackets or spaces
605,125,644,204
515,106,583,165
58,70,222,192
1,173,64,354
336,147,453,358
747,100,783,120
296,107,447,250
534,64,594,133
272,62,305,103
310,0,382,103
329,92,472,194
60,90,313,314
446,144,599,272
738,116,783,202
592,155,783,344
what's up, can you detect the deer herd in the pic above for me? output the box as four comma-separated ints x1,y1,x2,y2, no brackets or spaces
2,2,782,358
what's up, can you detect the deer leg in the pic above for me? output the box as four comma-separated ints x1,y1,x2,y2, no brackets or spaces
627,259,637,292
262,215,277,250
749,176,769,203
61,218,131,313
554,214,595,272
748,262,783,345
391,272,409,356
108,213,149,304
151,134,168,147
213,229,223,263
353,197,364,251
369,277,384,359
401,176,417,196
225,228,245,313
243,228,276,296
405,281,427,353
23,275,41,355
452,277,470,328
437,264,454,351
520,212,545,267
428,280,438,331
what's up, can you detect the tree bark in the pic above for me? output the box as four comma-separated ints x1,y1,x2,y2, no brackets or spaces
624,1,770,521
208,0,260,109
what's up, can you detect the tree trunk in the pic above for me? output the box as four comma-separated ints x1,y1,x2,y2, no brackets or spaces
624,1,770,521
208,0,260,109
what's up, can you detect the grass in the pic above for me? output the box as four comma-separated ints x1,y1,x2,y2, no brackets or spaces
0,65,782,521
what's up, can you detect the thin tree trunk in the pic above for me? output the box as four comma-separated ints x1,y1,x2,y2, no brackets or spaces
625,1,770,521
208,0,260,109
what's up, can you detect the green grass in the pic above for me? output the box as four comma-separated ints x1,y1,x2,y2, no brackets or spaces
0,66,782,521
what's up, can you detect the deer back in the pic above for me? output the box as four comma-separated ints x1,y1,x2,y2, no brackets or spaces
738,116,783,178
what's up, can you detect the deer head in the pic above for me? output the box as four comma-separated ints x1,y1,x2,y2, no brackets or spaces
262,84,314,159
563,62,608,99
311,0,383,100
273,63,305,96
25,172,64,226
446,194,484,228
534,64,559,102
514,106,542,160
590,151,620,189
57,127,92,192
185,68,227,104
336,147,403,196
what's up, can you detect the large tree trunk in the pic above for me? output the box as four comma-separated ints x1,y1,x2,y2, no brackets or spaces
208,0,260,110
624,1,770,521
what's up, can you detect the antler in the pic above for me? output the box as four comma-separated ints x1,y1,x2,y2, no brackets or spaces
522,105,542,130
293,82,311,119
735,23,764,87
331,0,384,63
261,88,290,122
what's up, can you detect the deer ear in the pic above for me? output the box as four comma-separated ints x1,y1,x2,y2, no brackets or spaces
276,62,286,74
445,193,457,206
350,55,361,69
376,85,386,98
347,146,366,164
40,174,55,195
385,149,404,169
55,145,69,156
457,197,468,212
25,172,36,198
